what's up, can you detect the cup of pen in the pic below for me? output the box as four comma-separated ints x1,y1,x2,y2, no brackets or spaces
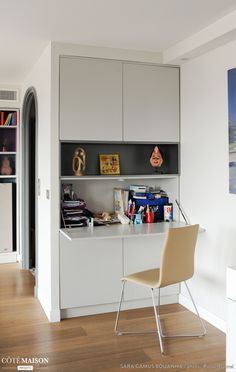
145,205,154,223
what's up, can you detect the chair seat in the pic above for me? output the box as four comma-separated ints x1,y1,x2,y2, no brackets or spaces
122,268,160,288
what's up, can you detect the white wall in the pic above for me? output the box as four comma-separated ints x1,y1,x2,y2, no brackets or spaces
22,39,236,328
180,40,236,330
22,43,60,321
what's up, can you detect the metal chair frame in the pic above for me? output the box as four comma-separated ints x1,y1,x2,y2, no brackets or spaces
114,280,207,355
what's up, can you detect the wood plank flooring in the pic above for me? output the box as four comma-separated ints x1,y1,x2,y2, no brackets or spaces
0,264,226,372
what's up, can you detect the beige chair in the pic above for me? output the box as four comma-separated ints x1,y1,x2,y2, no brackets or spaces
114,224,206,354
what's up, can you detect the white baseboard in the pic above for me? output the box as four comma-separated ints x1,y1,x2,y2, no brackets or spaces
40,304,61,323
179,293,226,333
61,294,178,319
37,291,61,323
0,252,17,263
48,308,61,322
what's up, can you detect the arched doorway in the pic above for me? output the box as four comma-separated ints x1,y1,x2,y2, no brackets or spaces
21,88,38,278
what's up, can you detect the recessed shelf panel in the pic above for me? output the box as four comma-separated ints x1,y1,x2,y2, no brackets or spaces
61,142,179,177
0,128,16,152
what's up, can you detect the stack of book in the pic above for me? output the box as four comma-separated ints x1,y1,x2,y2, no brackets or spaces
0,111,17,126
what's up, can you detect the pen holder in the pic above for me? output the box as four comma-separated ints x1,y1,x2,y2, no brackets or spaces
134,214,142,224
146,212,154,223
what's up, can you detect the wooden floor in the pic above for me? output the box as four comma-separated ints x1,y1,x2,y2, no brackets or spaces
0,264,226,372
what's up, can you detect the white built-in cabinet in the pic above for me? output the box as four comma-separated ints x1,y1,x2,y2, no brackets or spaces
59,57,179,142
123,63,179,142
60,57,122,141
59,230,180,314
59,55,180,318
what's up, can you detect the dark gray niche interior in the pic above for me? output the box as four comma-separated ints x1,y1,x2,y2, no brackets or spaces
61,142,179,176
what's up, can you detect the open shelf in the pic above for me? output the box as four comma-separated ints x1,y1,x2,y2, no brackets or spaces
0,126,17,129
0,152,16,155
0,108,18,258
0,175,16,179
61,142,179,177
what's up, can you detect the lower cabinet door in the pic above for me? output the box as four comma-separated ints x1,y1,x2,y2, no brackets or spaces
123,236,179,301
60,234,122,309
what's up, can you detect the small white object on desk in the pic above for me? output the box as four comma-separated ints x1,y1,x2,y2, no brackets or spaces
117,213,130,225
88,217,94,228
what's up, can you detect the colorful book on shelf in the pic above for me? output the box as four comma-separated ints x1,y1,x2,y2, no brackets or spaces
0,111,4,126
13,112,17,126
4,113,12,126
10,114,14,126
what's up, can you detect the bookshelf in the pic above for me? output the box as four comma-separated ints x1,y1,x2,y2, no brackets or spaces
0,108,18,261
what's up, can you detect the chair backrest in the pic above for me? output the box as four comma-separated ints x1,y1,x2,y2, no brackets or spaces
158,224,199,288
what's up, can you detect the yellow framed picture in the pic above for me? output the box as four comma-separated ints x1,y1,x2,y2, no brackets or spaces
99,154,120,175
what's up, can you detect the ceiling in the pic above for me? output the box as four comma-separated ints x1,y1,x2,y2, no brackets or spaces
1,0,236,84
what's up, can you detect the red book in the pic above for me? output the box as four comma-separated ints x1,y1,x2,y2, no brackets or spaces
13,112,17,126
0,111,4,126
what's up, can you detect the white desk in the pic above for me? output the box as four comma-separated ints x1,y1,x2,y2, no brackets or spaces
60,221,186,241
59,222,200,319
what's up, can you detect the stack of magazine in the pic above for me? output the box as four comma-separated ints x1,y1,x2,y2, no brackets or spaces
61,199,89,228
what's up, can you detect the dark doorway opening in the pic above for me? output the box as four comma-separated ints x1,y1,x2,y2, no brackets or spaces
22,88,38,272
28,98,36,269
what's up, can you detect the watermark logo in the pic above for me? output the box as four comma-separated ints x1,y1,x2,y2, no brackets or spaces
120,363,235,369
1,356,49,370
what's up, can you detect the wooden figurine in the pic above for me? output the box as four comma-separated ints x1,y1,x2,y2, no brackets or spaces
72,148,86,176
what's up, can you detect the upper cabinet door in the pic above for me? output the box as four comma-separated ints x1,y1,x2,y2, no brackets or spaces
60,57,122,141
123,64,179,142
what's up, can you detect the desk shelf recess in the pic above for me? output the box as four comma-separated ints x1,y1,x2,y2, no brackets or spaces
60,141,180,230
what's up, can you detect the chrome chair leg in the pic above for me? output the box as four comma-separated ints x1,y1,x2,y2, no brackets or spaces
115,281,159,336
157,282,206,339
114,280,126,335
184,281,207,336
151,288,164,354
114,280,206,355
